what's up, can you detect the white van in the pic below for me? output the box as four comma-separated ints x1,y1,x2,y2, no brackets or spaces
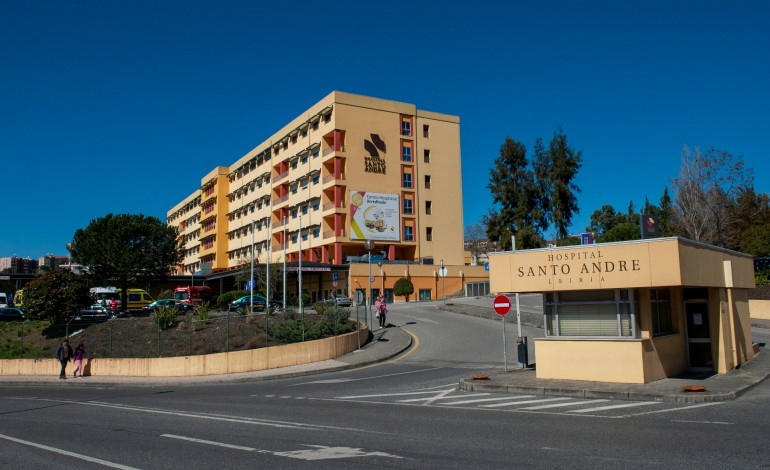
0,293,7,308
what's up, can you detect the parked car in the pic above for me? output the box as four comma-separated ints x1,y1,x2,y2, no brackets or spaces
68,307,110,323
0,307,25,322
141,299,193,315
319,295,353,308
229,295,282,313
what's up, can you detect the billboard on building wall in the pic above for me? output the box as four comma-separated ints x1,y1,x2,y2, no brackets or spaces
349,191,400,241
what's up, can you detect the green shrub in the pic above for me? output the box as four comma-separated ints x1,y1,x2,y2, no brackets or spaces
195,301,212,323
323,306,351,325
154,306,178,330
217,290,247,309
313,303,326,316
756,273,769,287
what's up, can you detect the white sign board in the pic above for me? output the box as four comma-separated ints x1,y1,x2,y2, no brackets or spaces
439,267,448,277
349,191,400,241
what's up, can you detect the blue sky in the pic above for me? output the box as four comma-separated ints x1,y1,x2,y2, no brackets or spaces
2,1,769,258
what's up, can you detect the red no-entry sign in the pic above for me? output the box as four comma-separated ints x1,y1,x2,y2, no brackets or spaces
493,295,511,316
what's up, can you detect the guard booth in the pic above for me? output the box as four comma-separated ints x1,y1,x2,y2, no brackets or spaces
489,238,756,383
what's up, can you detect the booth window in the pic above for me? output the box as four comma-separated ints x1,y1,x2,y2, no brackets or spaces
651,288,673,336
544,289,639,338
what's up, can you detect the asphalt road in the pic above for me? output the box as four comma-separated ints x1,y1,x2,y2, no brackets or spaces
2,300,770,469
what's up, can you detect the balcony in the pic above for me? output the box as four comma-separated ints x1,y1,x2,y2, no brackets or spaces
273,194,289,206
322,145,345,157
274,170,289,182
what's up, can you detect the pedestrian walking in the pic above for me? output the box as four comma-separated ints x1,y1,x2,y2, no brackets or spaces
73,343,85,378
377,295,387,328
56,339,73,379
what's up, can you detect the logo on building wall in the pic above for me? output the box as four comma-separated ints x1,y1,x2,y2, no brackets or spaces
364,134,387,175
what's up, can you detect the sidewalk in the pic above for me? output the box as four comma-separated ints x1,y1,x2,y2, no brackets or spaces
444,299,770,403
0,326,412,388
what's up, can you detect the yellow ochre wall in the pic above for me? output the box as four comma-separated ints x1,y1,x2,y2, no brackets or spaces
489,238,755,383
0,327,367,377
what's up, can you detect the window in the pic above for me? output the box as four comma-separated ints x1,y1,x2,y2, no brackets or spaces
401,118,411,136
313,227,320,237
291,159,298,169
312,147,319,158
419,289,432,301
425,175,431,189
301,178,308,189
425,200,432,215
302,205,308,215
312,200,320,211
301,154,308,164
426,227,433,241
292,208,298,219
312,121,319,130
291,183,298,194
291,134,297,144
402,144,412,162
424,149,430,163
544,289,639,338
302,231,308,241
313,174,320,185
423,125,430,138
323,112,331,123
291,233,298,244
403,198,413,214
404,225,413,241
651,288,673,336
402,172,413,188
301,128,307,137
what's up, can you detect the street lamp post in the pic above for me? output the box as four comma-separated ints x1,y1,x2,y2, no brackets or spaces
363,240,375,328
65,242,74,272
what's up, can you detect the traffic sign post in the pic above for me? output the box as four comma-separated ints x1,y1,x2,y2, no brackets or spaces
493,295,511,371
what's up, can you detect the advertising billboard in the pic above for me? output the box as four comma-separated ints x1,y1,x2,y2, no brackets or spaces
349,191,400,241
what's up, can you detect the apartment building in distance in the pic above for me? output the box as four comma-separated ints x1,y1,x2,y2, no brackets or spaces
167,91,477,299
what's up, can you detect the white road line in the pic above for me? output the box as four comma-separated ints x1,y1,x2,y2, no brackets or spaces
162,434,264,452
671,419,733,425
338,389,455,399
622,402,723,417
569,401,659,413
520,399,610,410
481,397,573,408
0,432,141,470
420,388,456,406
295,367,443,386
439,395,537,406
399,393,490,403
162,435,402,461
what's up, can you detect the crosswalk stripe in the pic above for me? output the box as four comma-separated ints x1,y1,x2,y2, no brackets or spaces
481,397,573,408
399,393,490,403
338,389,455,399
439,395,536,406
568,402,658,413
519,399,610,410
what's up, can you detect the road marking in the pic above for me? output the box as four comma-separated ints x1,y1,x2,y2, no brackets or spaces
162,434,402,461
671,419,733,425
162,434,265,452
481,397,573,408
339,388,455,399
399,393,490,403
440,395,537,406
568,401,658,413
295,366,442,386
0,432,141,470
520,399,610,410
622,402,723,417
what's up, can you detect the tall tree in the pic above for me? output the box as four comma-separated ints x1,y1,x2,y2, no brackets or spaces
24,269,92,323
586,205,626,236
71,213,182,310
464,222,492,266
731,187,770,252
671,146,753,247
485,137,544,250
657,187,675,237
543,128,582,242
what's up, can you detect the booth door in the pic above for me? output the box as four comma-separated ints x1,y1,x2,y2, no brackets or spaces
684,299,713,371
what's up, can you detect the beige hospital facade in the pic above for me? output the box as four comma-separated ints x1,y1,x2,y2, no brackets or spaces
167,91,488,302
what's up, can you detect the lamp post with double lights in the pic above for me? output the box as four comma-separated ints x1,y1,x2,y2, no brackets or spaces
363,239,375,328
65,242,74,272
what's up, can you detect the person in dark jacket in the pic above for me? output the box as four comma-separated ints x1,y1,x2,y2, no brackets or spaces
56,339,73,379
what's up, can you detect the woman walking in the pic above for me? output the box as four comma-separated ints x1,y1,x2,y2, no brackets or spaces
73,343,85,378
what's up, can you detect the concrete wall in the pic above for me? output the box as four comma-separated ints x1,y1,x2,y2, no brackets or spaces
750,299,770,320
535,339,646,383
0,327,367,377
